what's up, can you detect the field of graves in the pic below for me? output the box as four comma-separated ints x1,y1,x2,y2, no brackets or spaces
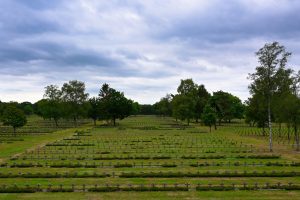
0,115,300,199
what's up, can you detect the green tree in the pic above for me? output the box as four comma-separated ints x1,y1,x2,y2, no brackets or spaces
201,104,217,132
249,42,292,152
131,102,140,116
18,102,34,115
172,94,195,125
0,101,4,120
139,104,156,115
245,94,268,135
87,97,100,126
2,105,27,135
209,91,243,125
98,83,133,126
61,80,89,126
172,79,198,124
195,84,210,122
177,79,197,95
154,94,172,116
281,93,300,150
36,85,64,127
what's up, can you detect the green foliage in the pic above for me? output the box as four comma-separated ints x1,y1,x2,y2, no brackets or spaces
61,80,89,126
131,101,140,115
1,105,27,134
87,97,100,125
172,94,195,125
18,102,34,115
98,83,133,126
195,84,211,122
209,91,243,124
201,105,217,132
153,94,172,116
35,99,63,127
139,104,156,115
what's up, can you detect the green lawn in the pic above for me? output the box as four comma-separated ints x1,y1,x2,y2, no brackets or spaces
0,115,299,199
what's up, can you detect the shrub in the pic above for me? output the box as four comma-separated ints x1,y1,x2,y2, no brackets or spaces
113,163,133,168
161,164,177,168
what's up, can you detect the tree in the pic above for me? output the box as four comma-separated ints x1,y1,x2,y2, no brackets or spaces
245,94,268,135
0,101,4,120
98,83,133,126
195,85,210,122
201,104,217,132
37,85,63,127
139,104,156,115
2,105,27,135
209,91,243,125
177,79,197,95
172,94,195,125
18,102,34,115
131,102,140,116
87,97,100,126
249,42,291,152
171,79,198,124
281,93,300,150
154,94,172,116
61,80,89,126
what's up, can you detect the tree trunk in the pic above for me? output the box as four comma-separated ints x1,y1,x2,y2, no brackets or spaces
288,124,291,142
279,123,281,137
214,123,217,130
187,118,190,126
268,96,273,152
93,119,96,126
54,119,58,127
74,117,77,127
295,124,299,151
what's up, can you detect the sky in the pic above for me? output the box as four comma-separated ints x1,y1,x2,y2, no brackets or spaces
0,0,299,104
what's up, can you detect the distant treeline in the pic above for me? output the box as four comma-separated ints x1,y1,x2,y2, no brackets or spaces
0,42,299,152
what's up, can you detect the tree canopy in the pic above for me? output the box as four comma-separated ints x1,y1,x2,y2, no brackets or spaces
1,105,27,135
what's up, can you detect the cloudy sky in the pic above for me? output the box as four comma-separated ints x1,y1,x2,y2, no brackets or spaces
0,0,299,104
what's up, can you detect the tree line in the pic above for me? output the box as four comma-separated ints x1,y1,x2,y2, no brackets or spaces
0,81,139,134
153,79,244,132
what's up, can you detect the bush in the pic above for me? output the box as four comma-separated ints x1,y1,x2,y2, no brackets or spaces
152,156,171,159
236,154,280,159
48,188,74,192
88,186,188,192
161,164,177,168
0,187,36,193
196,186,235,191
113,163,133,168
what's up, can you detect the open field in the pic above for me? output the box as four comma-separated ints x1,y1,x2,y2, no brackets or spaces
0,115,299,199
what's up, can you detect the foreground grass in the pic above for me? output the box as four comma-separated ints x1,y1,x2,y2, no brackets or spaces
1,116,300,199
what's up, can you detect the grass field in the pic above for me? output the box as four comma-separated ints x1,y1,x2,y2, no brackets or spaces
0,115,299,199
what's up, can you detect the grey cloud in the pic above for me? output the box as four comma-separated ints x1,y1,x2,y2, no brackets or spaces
0,0,299,104
156,1,300,44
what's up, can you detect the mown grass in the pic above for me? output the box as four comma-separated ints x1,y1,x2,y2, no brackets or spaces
0,115,299,199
